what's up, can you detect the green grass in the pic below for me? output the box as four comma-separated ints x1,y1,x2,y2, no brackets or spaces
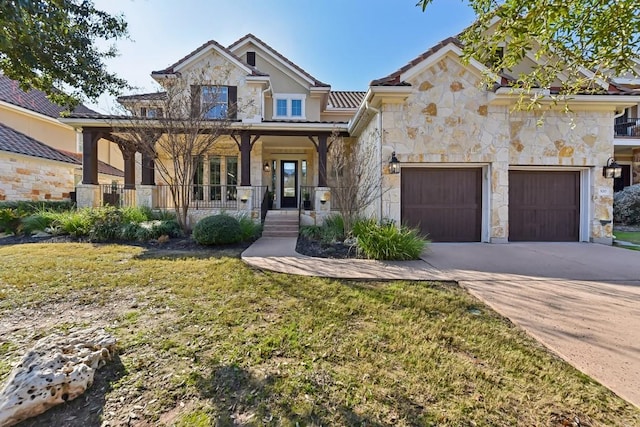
614,230,640,245
0,244,638,426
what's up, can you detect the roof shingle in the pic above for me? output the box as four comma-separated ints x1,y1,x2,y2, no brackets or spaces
0,123,78,164
0,75,98,118
151,39,268,77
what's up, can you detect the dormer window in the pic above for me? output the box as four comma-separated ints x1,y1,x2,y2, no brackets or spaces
273,94,306,119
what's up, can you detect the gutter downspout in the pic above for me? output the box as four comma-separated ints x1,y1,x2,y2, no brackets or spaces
365,101,383,220
261,80,271,121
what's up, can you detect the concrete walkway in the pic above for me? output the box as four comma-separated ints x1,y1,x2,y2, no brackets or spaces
242,238,640,407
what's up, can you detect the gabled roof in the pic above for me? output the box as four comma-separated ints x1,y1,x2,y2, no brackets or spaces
228,34,330,88
371,37,463,86
151,39,268,77
327,91,366,109
0,123,78,164
0,75,98,118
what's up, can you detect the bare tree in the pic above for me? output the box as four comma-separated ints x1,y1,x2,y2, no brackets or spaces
328,128,383,235
113,67,252,230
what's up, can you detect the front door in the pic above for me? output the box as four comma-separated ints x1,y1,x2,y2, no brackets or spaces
281,161,298,208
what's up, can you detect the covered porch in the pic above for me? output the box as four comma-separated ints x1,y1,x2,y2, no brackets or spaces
67,117,348,225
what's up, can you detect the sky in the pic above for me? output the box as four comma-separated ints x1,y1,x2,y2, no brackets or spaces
89,0,476,113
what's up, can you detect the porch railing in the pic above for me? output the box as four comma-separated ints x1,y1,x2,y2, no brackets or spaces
156,185,239,209
101,184,136,207
614,117,640,137
299,186,315,211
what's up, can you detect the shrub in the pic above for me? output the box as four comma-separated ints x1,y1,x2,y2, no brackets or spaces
150,220,183,238
0,208,23,234
55,210,92,237
300,225,322,240
21,213,55,235
121,206,153,224
320,214,345,243
87,206,125,241
353,220,428,260
192,214,242,245
614,184,640,225
236,213,261,241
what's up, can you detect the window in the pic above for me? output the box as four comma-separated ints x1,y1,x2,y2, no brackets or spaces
140,107,162,118
209,157,221,200
202,86,229,119
291,99,302,117
273,94,306,119
226,157,238,201
193,156,204,200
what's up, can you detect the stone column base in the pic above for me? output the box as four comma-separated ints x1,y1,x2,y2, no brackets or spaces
136,185,156,208
237,186,253,215
75,184,100,208
315,187,331,224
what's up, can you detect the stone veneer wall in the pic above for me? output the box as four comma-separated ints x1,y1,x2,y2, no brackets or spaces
364,53,615,242
0,152,75,201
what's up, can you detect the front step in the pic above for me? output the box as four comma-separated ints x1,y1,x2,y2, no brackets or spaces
262,210,299,238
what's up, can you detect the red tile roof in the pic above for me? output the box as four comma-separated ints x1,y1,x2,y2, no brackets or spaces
327,91,366,109
0,75,98,118
228,34,330,88
151,39,268,77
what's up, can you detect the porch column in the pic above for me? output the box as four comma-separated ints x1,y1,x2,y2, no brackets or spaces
121,148,136,189
82,130,99,185
317,134,328,187
240,132,252,186
141,151,155,186
633,148,640,185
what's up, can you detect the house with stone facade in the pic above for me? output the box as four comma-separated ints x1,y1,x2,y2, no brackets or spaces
61,34,640,244
0,75,124,201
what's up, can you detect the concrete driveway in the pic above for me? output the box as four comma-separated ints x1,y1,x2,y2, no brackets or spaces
422,242,640,407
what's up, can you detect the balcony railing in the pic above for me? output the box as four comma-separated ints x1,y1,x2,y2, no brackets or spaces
614,118,640,137
101,184,136,207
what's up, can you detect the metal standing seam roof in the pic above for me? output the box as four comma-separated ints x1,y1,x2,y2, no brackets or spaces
118,92,167,102
327,91,366,109
0,75,98,117
60,151,124,177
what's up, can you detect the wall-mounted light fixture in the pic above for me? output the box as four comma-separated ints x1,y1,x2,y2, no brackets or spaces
320,198,327,205
602,157,622,179
263,162,271,172
389,151,400,174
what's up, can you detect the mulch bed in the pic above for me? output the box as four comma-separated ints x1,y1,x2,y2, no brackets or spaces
295,235,359,259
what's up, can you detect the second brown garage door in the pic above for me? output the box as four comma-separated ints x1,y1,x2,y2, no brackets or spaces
509,170,580,241
401,168,482,242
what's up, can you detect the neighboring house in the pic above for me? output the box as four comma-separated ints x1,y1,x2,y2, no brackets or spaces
0,74,124,202
62,33,640,244
611,62,640,192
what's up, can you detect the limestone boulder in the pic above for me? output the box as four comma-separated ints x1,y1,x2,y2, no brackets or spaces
0,328,116,427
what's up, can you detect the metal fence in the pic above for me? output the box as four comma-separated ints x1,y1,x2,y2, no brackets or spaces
156,185,239,209
100,184,136,207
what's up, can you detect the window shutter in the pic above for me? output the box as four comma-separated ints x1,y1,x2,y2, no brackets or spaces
157,107,163,118
246,51,256,66
228,86,237,120
140,107,147,117
191,85,201,117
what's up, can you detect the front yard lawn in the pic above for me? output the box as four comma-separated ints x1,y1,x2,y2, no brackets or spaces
1,243,638,426
614,230,640,245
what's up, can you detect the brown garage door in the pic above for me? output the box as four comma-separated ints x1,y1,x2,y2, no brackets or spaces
509,170,580,242
401,168,482,242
